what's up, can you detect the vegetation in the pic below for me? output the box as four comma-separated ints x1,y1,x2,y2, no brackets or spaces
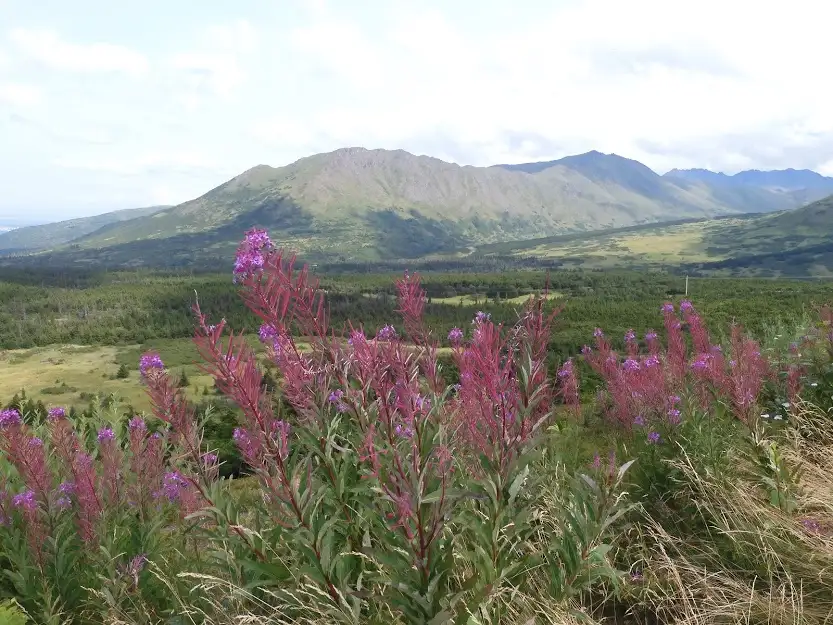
1,229,833,624
4,149,831,268
477,194,833,278
0,206,169,255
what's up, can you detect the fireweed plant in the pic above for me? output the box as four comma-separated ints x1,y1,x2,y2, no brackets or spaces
0,402,205,623
0,229,821,624
168,229,607,624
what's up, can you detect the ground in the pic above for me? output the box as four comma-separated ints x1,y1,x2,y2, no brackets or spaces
0,339,214,413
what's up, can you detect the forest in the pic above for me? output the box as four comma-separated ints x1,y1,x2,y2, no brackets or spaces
2,245,833,624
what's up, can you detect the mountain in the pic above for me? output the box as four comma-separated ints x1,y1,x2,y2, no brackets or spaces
7,148,832,268
505,152,833,214
665,167,833,192
0,205,170,255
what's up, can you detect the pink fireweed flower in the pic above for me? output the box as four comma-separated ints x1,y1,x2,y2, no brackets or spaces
474,310,491,324
625,329,636,342
258,323,279,345
633,414,646,426
328,389,349,413
623,358,640,371
0,408,21,428
47,406,66,420
661,303,675,313
233,228,272,281
448,327,464,344
376,324,398,341
593,328,604,338
139,353,164,377
158,471,189,502
667,408,682,425
12,490,37,511
347,329,366,346
647,431,661,444
645,331,658,342
680,300,694,313
128,416,147,431
97,427,115,443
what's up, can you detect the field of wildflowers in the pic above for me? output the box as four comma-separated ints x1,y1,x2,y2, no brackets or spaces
1,229,832,624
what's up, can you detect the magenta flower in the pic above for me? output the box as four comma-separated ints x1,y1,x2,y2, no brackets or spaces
474,311,491,324
347,330,365,346
12,490,37,511
593,328,604,338
233,228,272,281
644,331,658,341
0,408,21,428
647,431,661,444
258,323,279,344
667,409,682,425
557,359,574,378
624,329,636,342
97,427,115,443
201,452,218,465
376,325,398,341
447,327,464,344
623,358,640,371
680,300,694,312
661,303,675,313
47,406,66,420
139,353,164,377
128,416,147,431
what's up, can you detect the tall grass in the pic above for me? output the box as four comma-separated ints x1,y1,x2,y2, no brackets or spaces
1,230,832,624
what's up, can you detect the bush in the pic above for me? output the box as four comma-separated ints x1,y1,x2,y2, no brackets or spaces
2,229,831,624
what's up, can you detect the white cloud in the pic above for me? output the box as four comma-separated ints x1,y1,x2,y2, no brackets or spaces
171,52,245,97
9,29,149,75
53,151,221,176
0,82,40,107
4,0,833,220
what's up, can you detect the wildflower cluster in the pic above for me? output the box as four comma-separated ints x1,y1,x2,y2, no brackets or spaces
584,300,773,433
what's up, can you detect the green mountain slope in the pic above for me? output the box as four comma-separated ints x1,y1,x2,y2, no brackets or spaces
0,205,170,254
474,194,833,277
8,148,832,268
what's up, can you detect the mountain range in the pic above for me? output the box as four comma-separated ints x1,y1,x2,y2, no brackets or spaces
0,205,170,255
1,148,831,268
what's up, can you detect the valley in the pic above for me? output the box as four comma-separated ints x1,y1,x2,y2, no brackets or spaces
2,148,831,274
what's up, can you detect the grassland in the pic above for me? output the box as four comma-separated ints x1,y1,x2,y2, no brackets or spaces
476,217,748,266
0,339,215,412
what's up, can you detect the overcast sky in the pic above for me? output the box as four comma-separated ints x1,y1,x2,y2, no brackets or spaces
1,0,832,221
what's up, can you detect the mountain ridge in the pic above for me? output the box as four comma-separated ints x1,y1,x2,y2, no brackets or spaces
4,147,832,267
0,205,171,254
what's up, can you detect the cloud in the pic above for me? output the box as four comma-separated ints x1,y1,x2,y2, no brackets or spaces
0,82,41,107
166,19,258,106
9,29,149,75
4,0,833,220
171,52,245,97
53,151,223,177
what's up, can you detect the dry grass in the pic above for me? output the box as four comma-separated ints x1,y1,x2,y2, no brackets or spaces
0,341,213,412
624,402,833,625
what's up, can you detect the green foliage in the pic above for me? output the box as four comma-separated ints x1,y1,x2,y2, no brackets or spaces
115,364,129,379
0,600,28,625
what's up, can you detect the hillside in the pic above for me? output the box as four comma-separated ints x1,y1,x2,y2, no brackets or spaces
665,167,833,192
0,205,170,254
5,148,832,269
476,193,833,277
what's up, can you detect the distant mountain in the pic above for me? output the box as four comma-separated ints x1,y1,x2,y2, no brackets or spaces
665,167,833,192
6,148,833,268
0,205,170,254
505,152,833,214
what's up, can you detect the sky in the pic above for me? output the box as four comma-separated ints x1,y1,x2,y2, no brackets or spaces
1,0,832,221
